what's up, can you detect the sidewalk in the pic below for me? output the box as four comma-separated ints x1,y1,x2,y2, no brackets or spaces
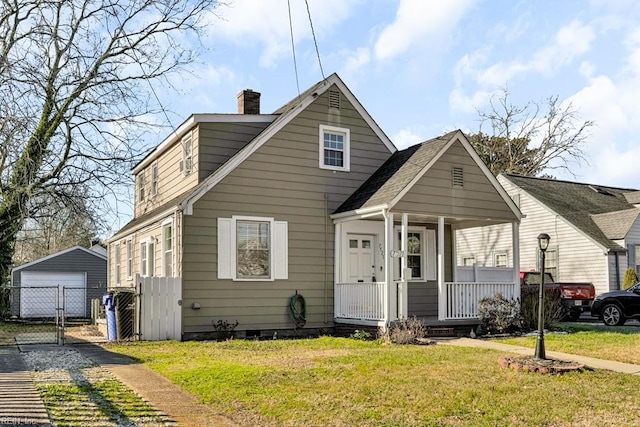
74,344,238,427
0,346,53,427
434,337,640,375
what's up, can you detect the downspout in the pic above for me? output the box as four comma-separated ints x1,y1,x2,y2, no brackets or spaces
324,193,329,324
614,250,620,290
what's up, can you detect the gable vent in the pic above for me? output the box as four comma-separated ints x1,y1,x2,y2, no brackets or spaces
452,167,464,188
329,90,341,109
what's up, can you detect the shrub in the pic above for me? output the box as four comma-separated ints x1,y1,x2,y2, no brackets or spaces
519,286,564,330
386,316,427,344
0,287,10,319
212,319,239,341
622,267,639,289
350,329,373,341
478,293,521,335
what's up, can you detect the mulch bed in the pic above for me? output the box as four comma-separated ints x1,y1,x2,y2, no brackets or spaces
498,355,584,374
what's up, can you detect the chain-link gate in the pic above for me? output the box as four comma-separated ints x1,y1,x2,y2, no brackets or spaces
0,285,107,346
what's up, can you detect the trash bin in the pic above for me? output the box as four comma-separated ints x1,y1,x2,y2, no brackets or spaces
102,293,116,341
114,289,135,340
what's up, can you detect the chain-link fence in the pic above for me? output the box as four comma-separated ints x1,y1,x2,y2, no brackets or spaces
0,285,109,346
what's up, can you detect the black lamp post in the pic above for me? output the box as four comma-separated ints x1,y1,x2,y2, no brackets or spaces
535,233,551,359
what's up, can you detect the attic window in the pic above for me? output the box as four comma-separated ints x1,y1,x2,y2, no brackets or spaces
180,132,193,176
329,90,341,109
452,167,464,188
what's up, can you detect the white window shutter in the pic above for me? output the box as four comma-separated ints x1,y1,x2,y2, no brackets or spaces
426,229,436,281
274,221,288,279
217,218,233,279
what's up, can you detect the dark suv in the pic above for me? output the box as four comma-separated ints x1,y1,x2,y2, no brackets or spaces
591,282,640,326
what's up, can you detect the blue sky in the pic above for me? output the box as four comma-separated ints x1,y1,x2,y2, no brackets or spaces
115,0,640,230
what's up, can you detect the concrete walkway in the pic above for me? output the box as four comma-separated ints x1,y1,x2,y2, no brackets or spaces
435,337,640,375
74,344,238,427
0,346,53,427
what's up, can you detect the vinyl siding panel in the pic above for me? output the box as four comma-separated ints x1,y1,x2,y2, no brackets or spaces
181,85,393,333
407,225,453,317
134,126,199,217
456,176,612,294
393,142,516,221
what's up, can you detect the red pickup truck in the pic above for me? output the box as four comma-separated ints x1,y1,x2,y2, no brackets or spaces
520,271,595,321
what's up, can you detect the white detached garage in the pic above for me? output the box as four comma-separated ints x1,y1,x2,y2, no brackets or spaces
11,246,107,319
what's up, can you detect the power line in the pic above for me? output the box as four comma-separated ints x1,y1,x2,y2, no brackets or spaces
305,0,325,80
287,0,301,98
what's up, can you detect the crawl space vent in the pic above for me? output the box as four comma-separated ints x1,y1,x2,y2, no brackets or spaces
452,166,464,188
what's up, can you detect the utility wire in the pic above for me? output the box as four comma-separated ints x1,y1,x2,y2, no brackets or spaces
287,0,301,98
305,0,325,80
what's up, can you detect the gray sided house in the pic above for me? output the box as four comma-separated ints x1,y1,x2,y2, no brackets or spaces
456,174,640,295
11,246,107,318
107,73,522,340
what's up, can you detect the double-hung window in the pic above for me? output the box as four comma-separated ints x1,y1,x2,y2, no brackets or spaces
394,226,436,281
137,172,145,203
163,222,174,277
151,162,158,196
181,132,193,176
218,216,288,281
319,125,350,171
114,244,121,284
126,239,133,279
140,239,155,277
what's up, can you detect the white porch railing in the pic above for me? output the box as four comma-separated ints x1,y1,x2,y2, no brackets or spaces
335,282,386,321
445,282,518,320
456,266,515,283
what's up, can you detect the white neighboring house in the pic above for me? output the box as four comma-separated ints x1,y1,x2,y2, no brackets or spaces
456,174,640,295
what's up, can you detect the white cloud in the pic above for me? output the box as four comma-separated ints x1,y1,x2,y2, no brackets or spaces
392,128,424,150
205,0,357,68
374,0,476,61
450,20,596,113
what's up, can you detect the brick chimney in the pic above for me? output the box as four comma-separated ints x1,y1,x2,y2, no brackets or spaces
237,89,261,114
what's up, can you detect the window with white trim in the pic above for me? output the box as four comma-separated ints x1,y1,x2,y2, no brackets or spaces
462,256,476,267
394,226,436,281
494,252,508,268
137,172,145,203
163,223,174,277
319,125,350,171
218,216,288,281
114,243,121,284
126,239,133,279
140,239,156,277
151,162,158,196
181,132,193,176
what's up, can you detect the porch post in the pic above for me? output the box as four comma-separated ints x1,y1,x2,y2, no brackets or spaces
512,222,520,299
384,211,396,324
334,222,341,320
399,213,409,319
437,216,446,320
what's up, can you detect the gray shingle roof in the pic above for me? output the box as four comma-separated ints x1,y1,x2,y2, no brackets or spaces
591,208,640,240
504,174,638,251
334,130,458,214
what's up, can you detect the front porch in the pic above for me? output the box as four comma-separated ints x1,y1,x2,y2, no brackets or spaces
332,213,521,330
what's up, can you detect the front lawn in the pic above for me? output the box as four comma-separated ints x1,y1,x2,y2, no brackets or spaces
109,336,640,427
494,323,640,365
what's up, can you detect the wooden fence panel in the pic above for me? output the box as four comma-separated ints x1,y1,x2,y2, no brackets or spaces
137,275,182,341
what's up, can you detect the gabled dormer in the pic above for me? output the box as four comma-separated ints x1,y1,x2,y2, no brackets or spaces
131,91,277,218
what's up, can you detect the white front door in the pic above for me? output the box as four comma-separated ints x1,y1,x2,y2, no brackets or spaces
347,234,377,283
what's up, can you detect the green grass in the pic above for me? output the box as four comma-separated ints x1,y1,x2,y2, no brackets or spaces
108,336,640,427
38,379,167,427
0,320,56,345
494,323,640,365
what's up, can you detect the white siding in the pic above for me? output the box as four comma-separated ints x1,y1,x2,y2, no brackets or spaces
456,176,612,293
